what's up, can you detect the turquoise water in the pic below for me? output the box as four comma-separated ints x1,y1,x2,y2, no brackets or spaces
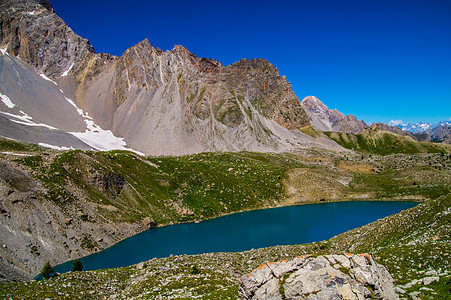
53,201,417,274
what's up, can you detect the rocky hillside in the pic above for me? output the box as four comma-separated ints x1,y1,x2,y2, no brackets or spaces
0,137,340,281
300,96,368,134
1,136,450,282
0,0,346,156
2,183,449,299
430,123,451,144
239,254,398,299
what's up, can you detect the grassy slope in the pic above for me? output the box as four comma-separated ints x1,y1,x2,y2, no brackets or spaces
9,148,308,227
2,194,449,299
1,137,451,298
5,138,450,228
325,129,451,155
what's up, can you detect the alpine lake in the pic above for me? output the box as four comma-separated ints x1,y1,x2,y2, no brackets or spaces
52,201,417,274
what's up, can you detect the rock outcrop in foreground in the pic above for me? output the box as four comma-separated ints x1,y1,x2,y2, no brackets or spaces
239,254,398,300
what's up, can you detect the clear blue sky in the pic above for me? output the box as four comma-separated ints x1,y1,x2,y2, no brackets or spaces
50,0,451,124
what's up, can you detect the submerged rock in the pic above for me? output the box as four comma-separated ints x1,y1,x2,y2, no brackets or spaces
239,254,398,299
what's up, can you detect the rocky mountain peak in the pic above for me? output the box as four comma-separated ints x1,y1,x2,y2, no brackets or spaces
34,0,53,11
0,0,349,155
301,95,323,105
301,96,367,134
230,58,279,75
131,38,153,51
301,95,342,116
0,0,98,79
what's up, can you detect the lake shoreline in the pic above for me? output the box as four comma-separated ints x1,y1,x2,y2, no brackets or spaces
50,200,418,276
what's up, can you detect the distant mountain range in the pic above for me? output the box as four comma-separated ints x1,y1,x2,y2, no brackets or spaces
388,120,451,143
299,96,451,145
389,120,451,134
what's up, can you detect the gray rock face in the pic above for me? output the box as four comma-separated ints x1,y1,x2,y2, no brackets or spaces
0,0,347,155
0,156,144,281
0,0,98,79
81,39,322,155
0,52,94,149
239,254,399,300
430,124,451,144
34,0,53,11
301,96,368,134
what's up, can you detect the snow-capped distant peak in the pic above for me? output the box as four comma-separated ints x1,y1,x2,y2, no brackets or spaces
387,120,451,134
388,120,406,127
405,122,433,133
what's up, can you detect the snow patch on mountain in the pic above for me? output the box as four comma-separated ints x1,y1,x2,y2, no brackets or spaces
0,47,8,56
38,143,73,151
39,74,57,85
61,63,74,76
63,96,144,155
70,120,144,155
0,110,58,130
0,92,15,108
64,96,90,118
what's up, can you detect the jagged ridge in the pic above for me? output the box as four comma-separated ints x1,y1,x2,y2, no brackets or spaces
0,0,344,156
301,96,368,134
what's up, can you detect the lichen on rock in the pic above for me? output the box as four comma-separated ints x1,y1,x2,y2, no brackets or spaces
239,254,398,299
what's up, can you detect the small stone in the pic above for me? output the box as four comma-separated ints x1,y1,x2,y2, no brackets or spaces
409,291,422,300
137,262,145,270
422,276,439,285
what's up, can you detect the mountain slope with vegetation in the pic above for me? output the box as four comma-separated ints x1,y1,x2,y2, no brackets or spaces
2,190,449,299
325,126,451,155
1,1,451,298
1,137,450,283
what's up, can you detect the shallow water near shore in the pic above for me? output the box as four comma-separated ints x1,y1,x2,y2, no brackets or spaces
52,201,417,274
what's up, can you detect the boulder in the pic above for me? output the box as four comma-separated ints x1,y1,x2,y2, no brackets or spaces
422,276,439,285
142,217,157,229
238,254,398,300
